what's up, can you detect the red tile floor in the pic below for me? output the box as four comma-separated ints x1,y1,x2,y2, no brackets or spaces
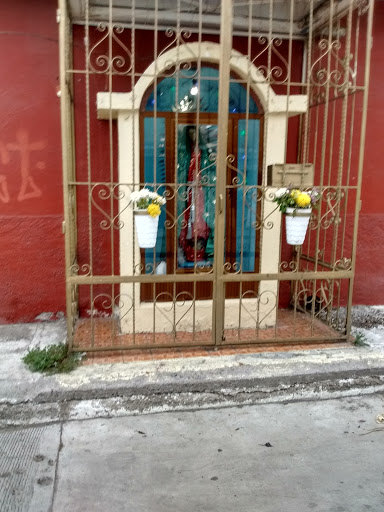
73,309,350,365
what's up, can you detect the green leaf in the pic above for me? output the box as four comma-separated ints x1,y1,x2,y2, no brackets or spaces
22,344,82,374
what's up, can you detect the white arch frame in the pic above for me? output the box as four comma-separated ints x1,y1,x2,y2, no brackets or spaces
97,41,308,334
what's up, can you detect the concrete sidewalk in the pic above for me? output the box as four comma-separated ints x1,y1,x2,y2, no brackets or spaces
1,394,384,512
1,307,384,428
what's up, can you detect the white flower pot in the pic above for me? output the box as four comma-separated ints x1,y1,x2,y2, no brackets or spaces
285,207,311,245
134,210,159,248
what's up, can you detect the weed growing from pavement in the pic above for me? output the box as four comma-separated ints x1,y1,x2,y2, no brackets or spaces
353,331,369,347
23,344,83,374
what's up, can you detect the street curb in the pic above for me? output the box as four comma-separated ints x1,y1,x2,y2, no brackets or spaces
1,316,384,428
1,365,384,428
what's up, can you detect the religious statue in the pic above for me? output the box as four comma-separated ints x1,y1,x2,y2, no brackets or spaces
178,126,211,263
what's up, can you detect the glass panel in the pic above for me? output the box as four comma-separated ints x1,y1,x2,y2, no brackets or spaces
177,124,217,269
145,67,258,114
143,117,167,274
236,119,260,272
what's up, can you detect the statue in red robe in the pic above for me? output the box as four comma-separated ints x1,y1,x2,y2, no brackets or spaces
178,127,210,262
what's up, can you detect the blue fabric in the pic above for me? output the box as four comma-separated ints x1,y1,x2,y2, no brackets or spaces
143,117,166,271
236,119,260,272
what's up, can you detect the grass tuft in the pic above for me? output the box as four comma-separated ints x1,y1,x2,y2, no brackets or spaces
353,331,369,347
23,344,82,374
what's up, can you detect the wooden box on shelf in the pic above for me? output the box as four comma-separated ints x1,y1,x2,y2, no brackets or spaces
267,164,314,187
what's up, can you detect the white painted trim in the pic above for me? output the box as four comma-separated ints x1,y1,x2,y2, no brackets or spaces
97,41,308,334
97,42,307,118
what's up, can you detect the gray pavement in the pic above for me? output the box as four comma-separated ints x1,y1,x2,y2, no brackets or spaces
1,394,384,511
0,425,60,512
1,308,384,427
1,307,384,510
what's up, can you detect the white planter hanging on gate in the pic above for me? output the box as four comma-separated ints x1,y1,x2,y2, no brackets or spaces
130,188,166,250
134,210,159,248
285,207,312,245
273,187,321,246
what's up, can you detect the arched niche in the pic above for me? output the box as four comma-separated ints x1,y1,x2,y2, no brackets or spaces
97,41,308,333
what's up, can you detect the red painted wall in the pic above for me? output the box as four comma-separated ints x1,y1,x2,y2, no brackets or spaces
354,0,384,304
0,0,382,324
0,0,65,322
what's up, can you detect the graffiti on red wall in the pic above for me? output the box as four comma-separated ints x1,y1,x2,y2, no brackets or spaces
0,129,46,204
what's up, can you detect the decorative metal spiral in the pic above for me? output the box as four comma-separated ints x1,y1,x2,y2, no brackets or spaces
70,263,92,276
88,23,132,75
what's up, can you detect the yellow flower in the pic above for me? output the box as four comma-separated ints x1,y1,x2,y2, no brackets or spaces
290,189,300,198
295,192,311,208
147,203,161,217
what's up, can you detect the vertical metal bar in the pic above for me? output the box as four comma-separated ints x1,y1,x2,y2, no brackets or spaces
327,7,353,327
131,0,137,345
331,8,352,269
341,12,360,259
308,0,334,338
213,0,232,344
237,0,254,341
194,0,203,341
151,0,158,281
173,0,181,339
303,2,315,334
320,15,339,326
107,0,115,341
84,0,94,347
58,0,75,350
316,0,334,271
346,0,375,337
284,0,296,336
303,2,320,336
152,0,158,346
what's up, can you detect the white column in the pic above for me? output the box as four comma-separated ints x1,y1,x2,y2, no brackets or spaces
118,110,142,333
258,113,288,327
